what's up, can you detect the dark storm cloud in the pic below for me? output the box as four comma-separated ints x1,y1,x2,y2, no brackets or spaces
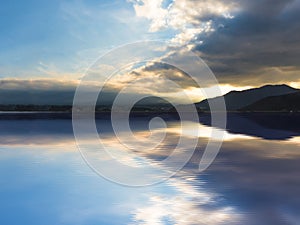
0,79,170,105
0,79,116,105
195,0,300,86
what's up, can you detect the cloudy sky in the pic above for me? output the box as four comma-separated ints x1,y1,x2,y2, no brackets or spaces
1,0,300,104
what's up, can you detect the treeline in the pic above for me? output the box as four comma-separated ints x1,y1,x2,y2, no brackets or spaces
0,105,72,112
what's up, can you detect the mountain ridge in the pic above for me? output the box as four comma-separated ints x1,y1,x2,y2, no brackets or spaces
240,91,300,112
196,84,299,111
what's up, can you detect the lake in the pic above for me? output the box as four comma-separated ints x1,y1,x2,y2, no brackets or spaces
0,113,300,225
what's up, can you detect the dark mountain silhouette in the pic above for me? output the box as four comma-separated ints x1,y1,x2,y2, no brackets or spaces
196,84,299,111
240,91,300,112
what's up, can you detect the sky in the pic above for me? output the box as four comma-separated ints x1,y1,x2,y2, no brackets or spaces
1,0,300,104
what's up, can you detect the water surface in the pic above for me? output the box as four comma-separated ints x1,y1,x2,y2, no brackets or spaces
0,113,300,225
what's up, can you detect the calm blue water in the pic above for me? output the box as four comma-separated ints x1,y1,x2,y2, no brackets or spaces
0,113,300,225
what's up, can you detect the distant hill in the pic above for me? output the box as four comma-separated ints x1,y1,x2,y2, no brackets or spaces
196,84,299,111
240,91,300,112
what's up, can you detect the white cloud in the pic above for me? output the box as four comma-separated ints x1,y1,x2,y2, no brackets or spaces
130,0,239,45
129,0,169,32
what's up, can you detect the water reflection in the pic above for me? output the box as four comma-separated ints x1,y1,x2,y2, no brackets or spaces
131,177,240,225
0,113,300,224
200,112,300,140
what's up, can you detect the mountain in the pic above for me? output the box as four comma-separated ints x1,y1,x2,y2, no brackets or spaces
196,84,299,111
240,91,300,112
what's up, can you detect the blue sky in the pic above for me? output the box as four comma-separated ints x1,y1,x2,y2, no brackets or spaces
0,0,173,79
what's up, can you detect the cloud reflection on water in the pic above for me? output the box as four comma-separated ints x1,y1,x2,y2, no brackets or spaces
0,114,300,224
